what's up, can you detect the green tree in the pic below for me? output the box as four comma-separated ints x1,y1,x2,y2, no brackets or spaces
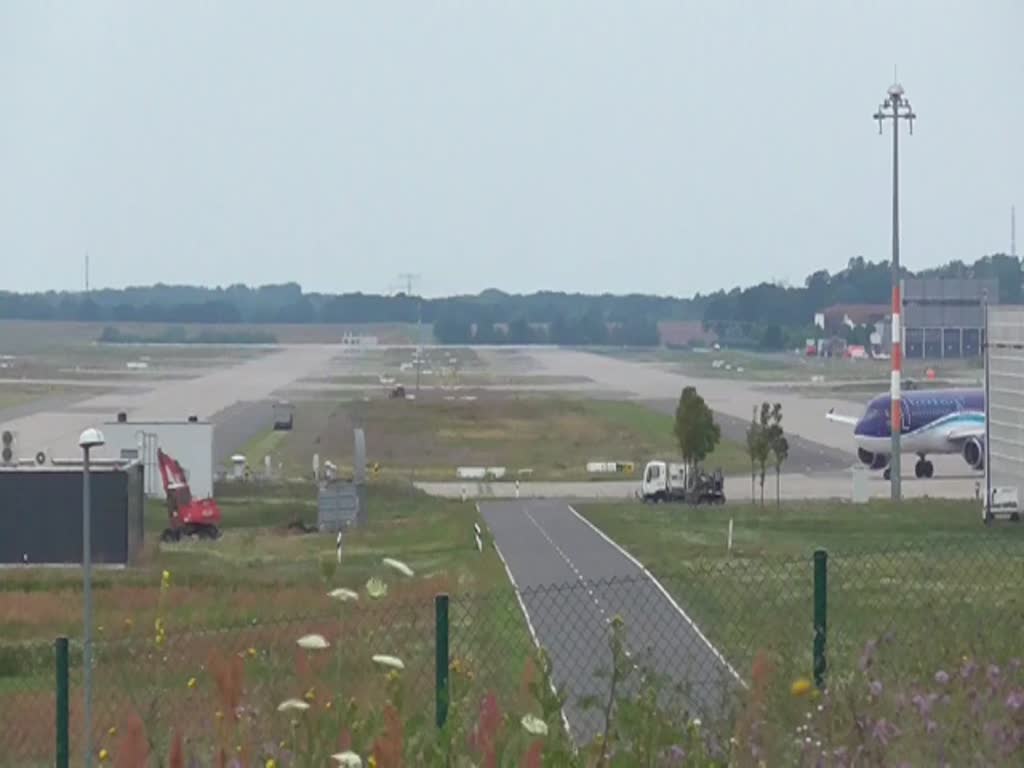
673,386,721,472
767,403,788,506
745,405,760,502
749,403,774,505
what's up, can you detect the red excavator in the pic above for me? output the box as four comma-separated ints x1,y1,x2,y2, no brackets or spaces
158,448,223,542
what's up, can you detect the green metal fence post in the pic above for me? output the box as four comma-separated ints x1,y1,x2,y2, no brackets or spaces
435,593,450,729
813,549,828,688
56,636,69,768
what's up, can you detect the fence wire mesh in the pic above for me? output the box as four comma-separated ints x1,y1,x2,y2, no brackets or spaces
3,541,1024,765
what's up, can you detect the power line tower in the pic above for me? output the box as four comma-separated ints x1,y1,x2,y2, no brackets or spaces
393,273,423,393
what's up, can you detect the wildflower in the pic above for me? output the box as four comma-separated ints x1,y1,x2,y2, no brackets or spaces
869,680,883,697
332,752,363,768
98,748,109,762
386,669,400,684
215,710,223,720
521,714,548,736
1006,691,1024,711
372,654,405,670
107,726,116,737
161,569,171,589
247,647,257,658
790,678,813,697
858,639,877,672
934,670,950,685
123,618,133,630
691,718,701,728
328,587,360,602
266,761,277,768
382,557,414,577
365,577,388,599
368,757,378,768
988,664,1002,684
297,634,330,650
304,687,316,702
277,699,311,712
187,677,197,689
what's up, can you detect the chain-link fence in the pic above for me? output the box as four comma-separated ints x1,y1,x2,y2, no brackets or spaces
4,541,1024,765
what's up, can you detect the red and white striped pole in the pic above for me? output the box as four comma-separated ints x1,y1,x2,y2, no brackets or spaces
875,82,915,500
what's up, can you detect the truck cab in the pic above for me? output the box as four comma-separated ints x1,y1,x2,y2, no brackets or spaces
638,459,725,505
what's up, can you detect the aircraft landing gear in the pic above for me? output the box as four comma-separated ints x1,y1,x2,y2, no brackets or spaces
914,457,934,479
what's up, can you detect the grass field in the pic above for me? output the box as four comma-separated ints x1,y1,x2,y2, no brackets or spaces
0,382,76,412
581,499,1024,691
239,396,751,481
0,481,536,765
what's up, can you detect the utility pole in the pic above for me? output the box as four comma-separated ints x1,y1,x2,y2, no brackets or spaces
874,81,916,500
396,273,423,393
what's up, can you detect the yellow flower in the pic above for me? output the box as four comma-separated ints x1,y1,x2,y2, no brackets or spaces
123,618,133,630
790,678,813,697
161,570,171,589
304,687,316,702
107,726,117,737
98,748,110,762
266,761,277,768
155,634,165,647
247,647,257,658
368,757,377,768
97,625,104,633
236,744,243,753
187,677,197,689
325,699,333,710
215,710,223,720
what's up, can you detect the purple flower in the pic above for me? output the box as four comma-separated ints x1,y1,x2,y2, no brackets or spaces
869,680,884,697
912,692,937,717
926,719,938,734
961,659,978,679
988,664,1002,684
871,718,896,746
1006,690,1024,711
934,670,950,685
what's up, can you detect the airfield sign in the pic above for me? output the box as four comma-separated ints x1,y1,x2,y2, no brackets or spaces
984,305,1024,522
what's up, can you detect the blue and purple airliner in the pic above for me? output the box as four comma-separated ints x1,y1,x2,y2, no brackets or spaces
826,388,985,479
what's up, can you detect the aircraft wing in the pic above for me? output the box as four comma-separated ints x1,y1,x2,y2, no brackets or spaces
945,424,985,442
826,408,859,426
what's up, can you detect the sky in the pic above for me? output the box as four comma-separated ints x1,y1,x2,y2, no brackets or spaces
1,2,1021,298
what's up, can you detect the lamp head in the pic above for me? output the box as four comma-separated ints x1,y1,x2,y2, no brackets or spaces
78,428,106,450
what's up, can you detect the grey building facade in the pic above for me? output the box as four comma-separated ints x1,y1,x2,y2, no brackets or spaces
881,277,998,359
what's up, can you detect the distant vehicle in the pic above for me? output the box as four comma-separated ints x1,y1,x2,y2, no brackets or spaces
273,400,294,430
638,460,725,505
157,448,222,542
826,388,985,479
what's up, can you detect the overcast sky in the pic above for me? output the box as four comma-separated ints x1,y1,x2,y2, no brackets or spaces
1,2,1021,298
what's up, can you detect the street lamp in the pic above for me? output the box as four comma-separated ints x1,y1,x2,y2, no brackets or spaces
874,82,916,500
79,427,105,768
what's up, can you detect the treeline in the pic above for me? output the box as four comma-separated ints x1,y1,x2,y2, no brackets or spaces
0,251,1017,348
99,326,277,345
700,253,1020,349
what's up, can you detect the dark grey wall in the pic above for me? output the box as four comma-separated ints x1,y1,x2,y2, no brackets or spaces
0,465,144,565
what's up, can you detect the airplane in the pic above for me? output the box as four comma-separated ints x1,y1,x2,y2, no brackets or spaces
826,388,985,479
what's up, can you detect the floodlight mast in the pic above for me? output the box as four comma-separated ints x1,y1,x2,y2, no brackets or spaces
874,82,915,501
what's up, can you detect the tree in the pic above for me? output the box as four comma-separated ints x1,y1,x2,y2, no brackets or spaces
747,403,773,505
767,403,788,506
673,386,721,472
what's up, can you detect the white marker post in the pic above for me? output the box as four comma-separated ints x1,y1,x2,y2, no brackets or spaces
727,518,734,553
336,531,343,564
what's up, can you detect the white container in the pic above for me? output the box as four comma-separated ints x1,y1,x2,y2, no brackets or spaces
102,417,214,499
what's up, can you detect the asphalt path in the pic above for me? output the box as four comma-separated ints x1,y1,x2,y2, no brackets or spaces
479,500,741,744
210,400,273,463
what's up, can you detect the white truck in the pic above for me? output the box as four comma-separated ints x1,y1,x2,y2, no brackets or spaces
638,460,725,505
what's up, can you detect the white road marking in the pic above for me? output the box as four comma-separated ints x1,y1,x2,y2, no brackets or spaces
566,504,747,688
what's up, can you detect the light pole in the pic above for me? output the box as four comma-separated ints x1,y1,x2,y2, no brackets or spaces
79,427,105,768
874,82,915,500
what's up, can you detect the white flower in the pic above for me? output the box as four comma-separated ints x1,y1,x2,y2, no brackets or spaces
277,698,310,712
521,714,548,736
692,718,702,728
382,558,414,577
372,654,405,670
297,634,330,650
366,577,388,599
332,752,363,768
328,588,359,602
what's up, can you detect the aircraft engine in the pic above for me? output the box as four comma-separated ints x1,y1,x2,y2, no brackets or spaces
962,437,985,470
858,447,889,470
